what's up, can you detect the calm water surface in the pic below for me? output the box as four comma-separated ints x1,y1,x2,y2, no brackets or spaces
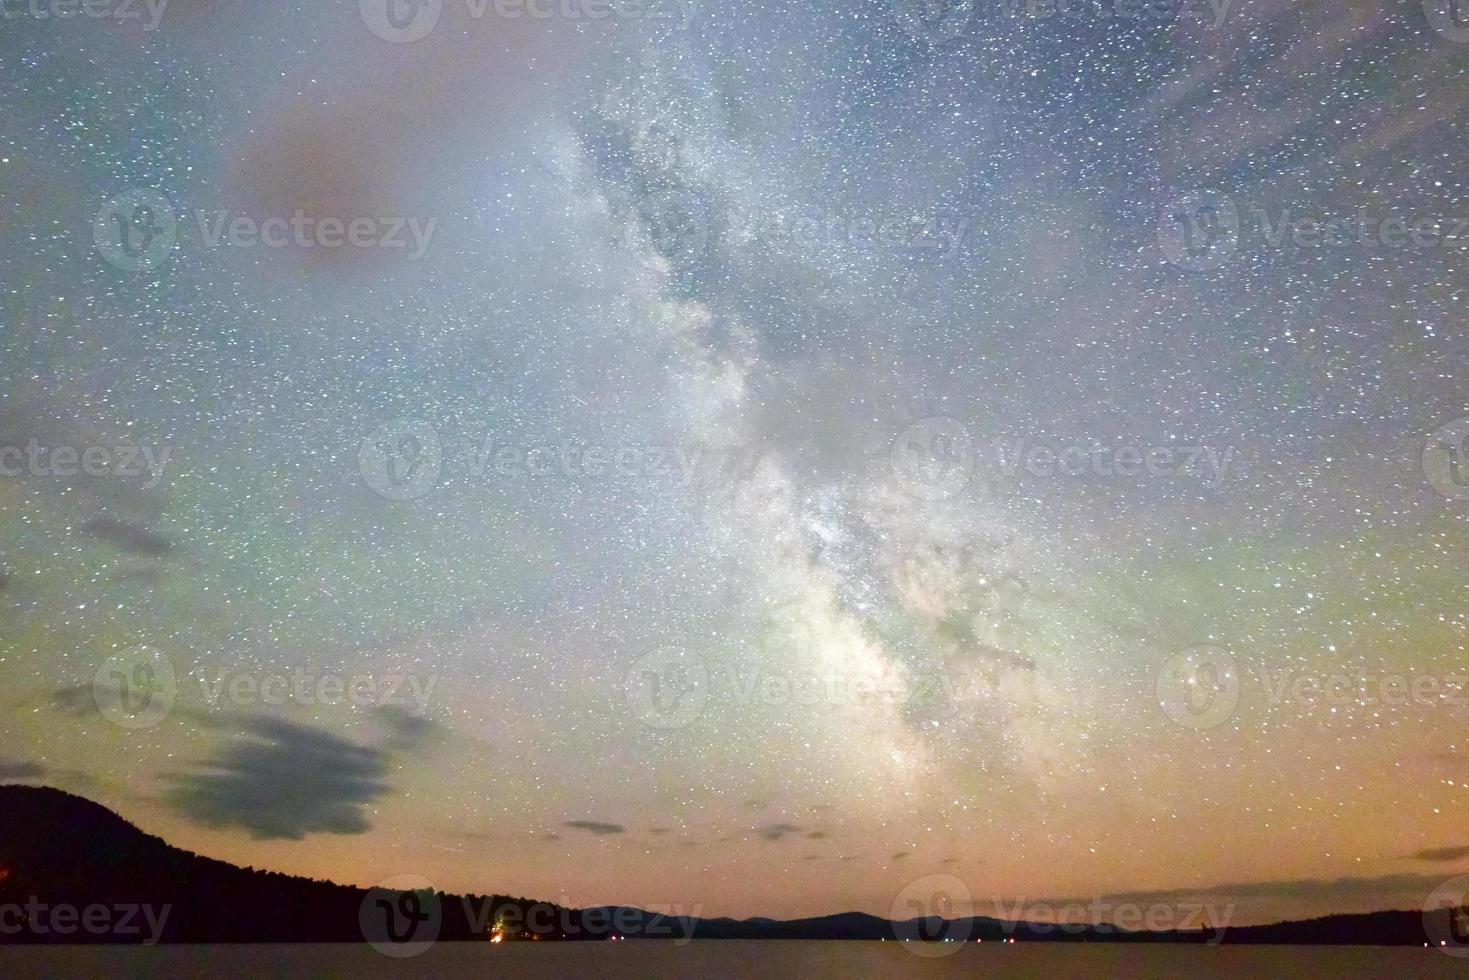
6,941,1469,979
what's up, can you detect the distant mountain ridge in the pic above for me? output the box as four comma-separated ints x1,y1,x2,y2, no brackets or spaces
0,786,1459,947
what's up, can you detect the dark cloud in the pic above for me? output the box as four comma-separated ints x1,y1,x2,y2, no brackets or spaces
891,851,911,861
0,760,44,780
1410,846,1469,863
806,831,828,839
758,823,802,842
648,827,670,835
371,703,439,752
564,820,626,836
165,716,389,840
80,516,175,557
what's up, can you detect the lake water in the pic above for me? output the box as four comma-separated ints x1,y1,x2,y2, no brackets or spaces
5,942,1467,978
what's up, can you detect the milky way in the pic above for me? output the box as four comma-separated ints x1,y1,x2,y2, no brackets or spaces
1,0,1467,926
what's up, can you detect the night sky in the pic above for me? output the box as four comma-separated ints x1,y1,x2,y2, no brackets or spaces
2,0,1468,928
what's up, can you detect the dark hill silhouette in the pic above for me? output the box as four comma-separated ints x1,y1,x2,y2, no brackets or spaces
0,785,571,944
0,785,1462,947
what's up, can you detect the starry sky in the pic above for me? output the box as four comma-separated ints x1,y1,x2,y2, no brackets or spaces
2,0,1468,929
